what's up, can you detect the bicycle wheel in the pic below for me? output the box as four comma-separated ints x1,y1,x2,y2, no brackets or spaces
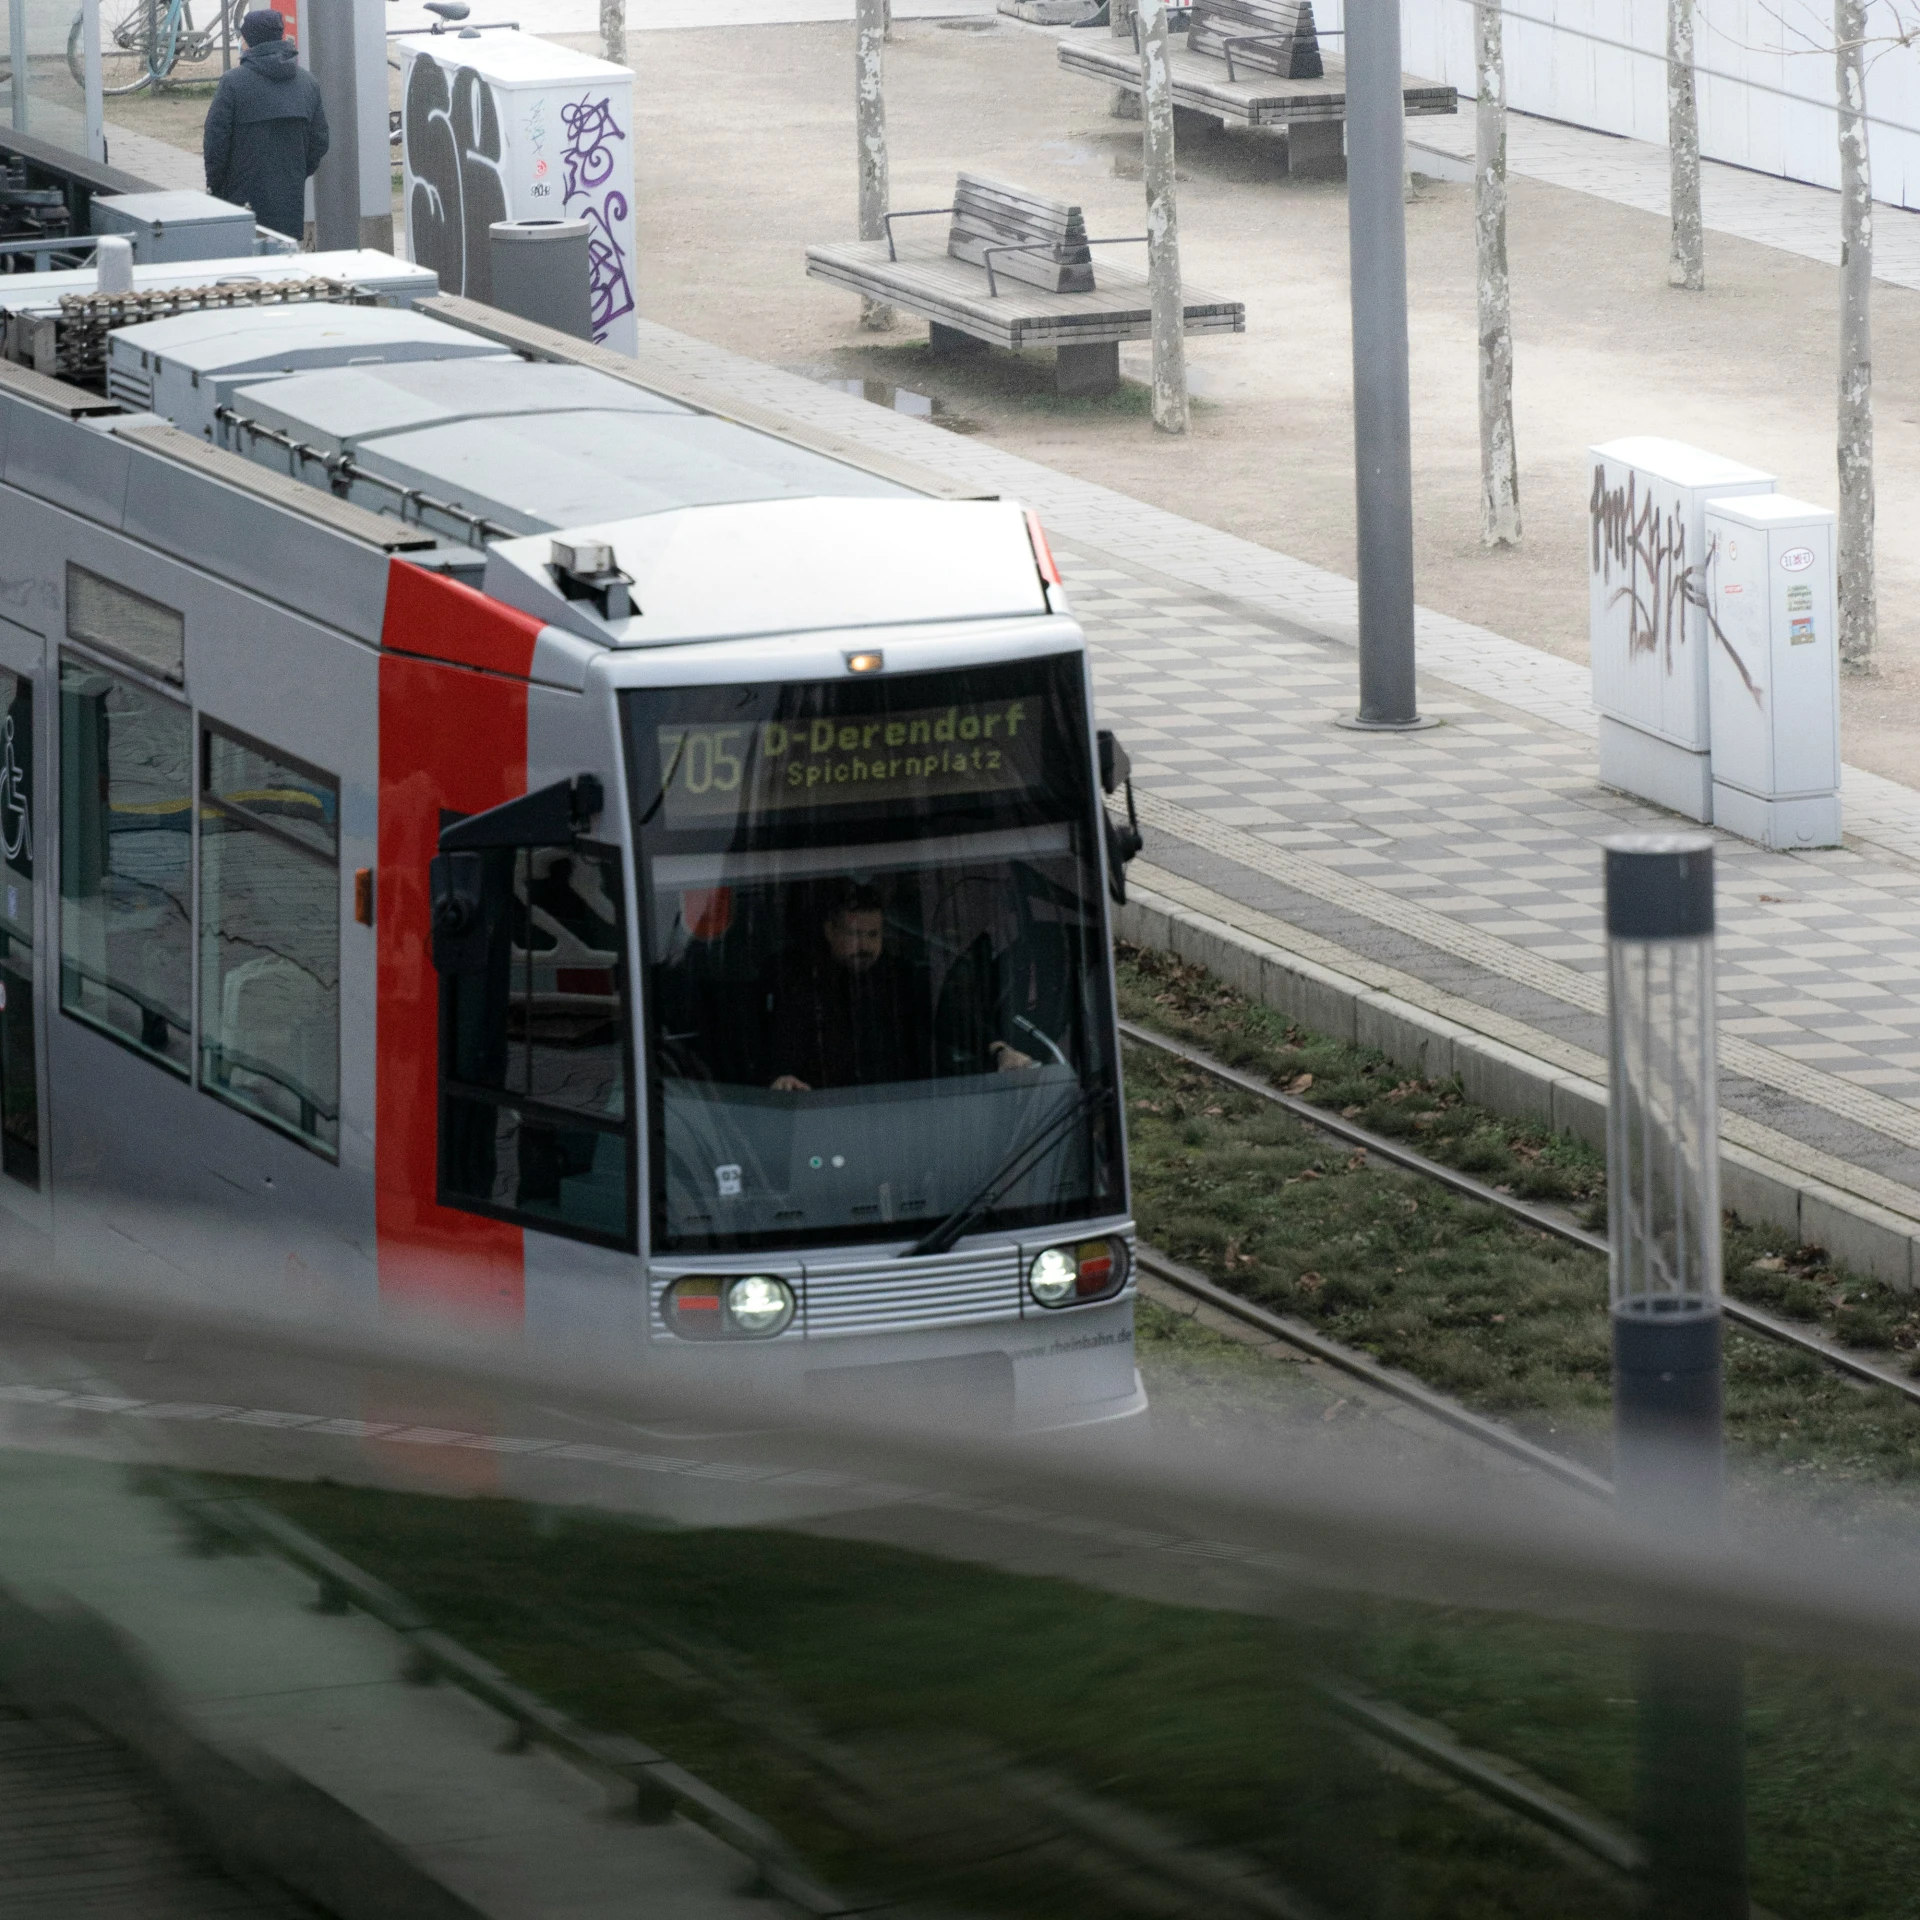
69,0,166,94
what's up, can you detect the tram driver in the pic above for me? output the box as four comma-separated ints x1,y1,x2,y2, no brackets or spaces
769,882,1037,1093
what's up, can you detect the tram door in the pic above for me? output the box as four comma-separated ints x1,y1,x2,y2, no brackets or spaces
0,620,45,1230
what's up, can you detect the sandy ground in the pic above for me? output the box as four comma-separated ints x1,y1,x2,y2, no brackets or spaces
588,16,1917,784
85,17,1919,781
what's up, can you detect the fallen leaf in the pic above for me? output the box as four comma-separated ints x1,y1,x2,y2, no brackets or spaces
1341,1104,1364,1119
1489,1313,1506,1324
1286,1073,1314,1095
1296,1270,1325,1293
1203,1105,1224,1117
1753,1256,1785,1271
1322,1398,1349,1423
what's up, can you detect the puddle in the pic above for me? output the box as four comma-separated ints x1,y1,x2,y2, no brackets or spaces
784,365,982,433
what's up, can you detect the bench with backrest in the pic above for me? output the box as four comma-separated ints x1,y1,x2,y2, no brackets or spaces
1057,0,1454,172
805,172,1243,397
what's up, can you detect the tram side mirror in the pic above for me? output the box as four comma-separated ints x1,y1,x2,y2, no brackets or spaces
1096,730,1143,906
429,851,488,974
430,775,606,973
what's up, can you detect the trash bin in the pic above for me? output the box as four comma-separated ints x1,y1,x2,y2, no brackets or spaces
489,218,593,341
1702,493,1842,850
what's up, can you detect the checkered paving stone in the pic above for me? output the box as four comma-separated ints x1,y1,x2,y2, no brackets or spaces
1059,553,1920,1116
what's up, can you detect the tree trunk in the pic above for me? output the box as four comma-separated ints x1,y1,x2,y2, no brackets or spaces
1667,0,1704,289
1140,0,1188,433
599,0,625,67
1111,0,1142,118
1837,0,1875,669
856,0,894,331
1475,0,1520,546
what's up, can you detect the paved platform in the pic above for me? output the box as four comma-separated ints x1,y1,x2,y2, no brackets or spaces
608,312,1920,1282
1406,106,1920,292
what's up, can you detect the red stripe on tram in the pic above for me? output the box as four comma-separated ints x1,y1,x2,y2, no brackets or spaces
375,559,542,1320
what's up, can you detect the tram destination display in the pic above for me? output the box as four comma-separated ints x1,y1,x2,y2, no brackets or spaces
656,697,1045,825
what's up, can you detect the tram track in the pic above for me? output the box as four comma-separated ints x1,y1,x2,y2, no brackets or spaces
1119,1019,1920,1441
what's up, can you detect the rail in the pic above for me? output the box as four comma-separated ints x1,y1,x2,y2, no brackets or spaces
1120,1018,1920,1415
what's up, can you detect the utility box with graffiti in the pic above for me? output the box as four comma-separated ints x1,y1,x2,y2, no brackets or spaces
1702,494,1842,850
398,31,636,354
1589,437,1773,822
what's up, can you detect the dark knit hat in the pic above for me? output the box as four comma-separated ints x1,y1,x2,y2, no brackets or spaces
239,9,284,43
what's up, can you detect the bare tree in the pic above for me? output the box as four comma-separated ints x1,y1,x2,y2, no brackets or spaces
1836,0,1875,668
1475,0,1520,545
600,0,625,67
1140,0,1188,433
856,0,894,331
1668,0,1705,288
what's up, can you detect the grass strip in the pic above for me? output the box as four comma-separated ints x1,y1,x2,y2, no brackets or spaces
1116,944,1920,1489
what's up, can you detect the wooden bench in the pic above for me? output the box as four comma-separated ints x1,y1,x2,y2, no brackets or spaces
806,172,1243,397
1057,0,1456,174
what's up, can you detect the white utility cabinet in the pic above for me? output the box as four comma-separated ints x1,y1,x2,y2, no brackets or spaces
1702,493,1842,850
397,30,636,354
1589,436,1774,820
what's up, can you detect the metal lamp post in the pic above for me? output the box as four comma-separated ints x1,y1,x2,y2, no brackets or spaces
1603,831,1746,1920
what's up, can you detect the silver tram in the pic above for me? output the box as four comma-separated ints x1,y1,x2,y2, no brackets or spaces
0,258,1144,1428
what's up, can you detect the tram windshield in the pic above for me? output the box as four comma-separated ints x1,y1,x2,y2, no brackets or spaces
623,655,1123,1254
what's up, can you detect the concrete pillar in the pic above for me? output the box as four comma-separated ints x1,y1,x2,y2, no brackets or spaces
308,0,392,252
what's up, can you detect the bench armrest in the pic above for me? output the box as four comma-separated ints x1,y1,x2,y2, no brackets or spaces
981,234,1148,297
882,206,956,262
1215,27,1296,81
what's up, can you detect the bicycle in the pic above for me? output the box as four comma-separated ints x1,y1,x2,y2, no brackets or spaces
65,0,251,97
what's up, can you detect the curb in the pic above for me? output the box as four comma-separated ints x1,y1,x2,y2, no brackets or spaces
1115,879,1920,1292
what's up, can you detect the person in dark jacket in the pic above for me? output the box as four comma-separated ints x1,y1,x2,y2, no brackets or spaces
203,9,329,242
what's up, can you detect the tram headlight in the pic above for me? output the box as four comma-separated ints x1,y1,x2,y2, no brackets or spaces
726,1274,796,1336
664,1274,795,1339
1027,1239,1129,1308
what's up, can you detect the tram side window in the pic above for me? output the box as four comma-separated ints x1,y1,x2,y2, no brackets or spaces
439,844,632,1249
59,657,192,1076
199,726,340,1157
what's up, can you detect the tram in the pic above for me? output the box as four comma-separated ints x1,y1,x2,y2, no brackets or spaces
0,264,1145,1429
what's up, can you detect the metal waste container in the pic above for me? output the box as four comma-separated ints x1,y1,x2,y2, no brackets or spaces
489,218,593,341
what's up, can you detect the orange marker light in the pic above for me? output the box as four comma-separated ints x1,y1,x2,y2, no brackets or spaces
844,650,885,674
1024,509,1062,589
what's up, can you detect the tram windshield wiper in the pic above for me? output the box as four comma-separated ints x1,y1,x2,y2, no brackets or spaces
903,1079,1106,1259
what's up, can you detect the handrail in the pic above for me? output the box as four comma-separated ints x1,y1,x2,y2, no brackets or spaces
981,233,1149,297
880,204,956,261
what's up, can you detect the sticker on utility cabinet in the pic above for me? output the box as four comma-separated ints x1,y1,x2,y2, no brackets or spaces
1790,619,1817,646
1786,584,1813,613
1781,547,1816,572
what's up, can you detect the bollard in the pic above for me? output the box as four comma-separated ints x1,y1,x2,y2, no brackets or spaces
1603,832,1748,1920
